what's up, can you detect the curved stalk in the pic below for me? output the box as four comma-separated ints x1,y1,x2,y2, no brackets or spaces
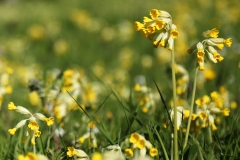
154,127,169,160
183,67,198,150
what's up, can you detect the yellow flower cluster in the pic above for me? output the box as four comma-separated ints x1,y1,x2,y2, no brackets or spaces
174,64,189,95
195,91,230,131
135,9,178,50
124,132,158,158
188,28,232,71
133,83,155,113
170,106,190,130
78,121,98,148
8,102,54,145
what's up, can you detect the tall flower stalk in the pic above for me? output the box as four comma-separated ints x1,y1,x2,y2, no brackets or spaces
183,28,232,152
135,9,179,160
171,40,178,160
183,67,198,150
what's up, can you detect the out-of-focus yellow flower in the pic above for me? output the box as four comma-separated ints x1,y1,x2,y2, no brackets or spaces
31,137,36,145
203,28,219,38
63,69,74,78
133,83,155,113
8,128,17,135
8,102,31,114
91,152,103,160
5,86,12,94
231,101,237,109
18,152,37,160
34,130,41,137
195,91,231,131
124,148,134,158
44,117,54,126
28,24,45,40
221,108,230,116
8,102,17,110
67,146,89,159
149,148,158,157
175,64,189,95
8,119,27,135
141,55,153,69
78,122,99,148
170,106,190,130
88,121,96,129
195,95,210,106
18,152,49,160
127,132,155,157
130,132,140,144
67,147,75,157
203,68,216,80
29,91,40,106
53,39,69,55
133,83,141,91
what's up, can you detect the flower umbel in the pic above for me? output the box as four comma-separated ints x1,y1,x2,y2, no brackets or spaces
124,132,157,158
7,102,54,146
135,9,178,50
195,90,231,131
188,28,232,70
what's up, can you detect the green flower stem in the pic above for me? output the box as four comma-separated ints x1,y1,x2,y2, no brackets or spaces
208,126,213,144
195,137,204,160
171,41,178,160
33,143,36,154
183,67,199,150
154,127,169,160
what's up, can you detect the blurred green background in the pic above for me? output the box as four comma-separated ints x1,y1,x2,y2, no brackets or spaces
1,1,239,93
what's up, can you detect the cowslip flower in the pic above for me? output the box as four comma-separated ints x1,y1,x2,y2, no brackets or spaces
78,121,99,148
67,147,89,160
133,83,155,113
188,28,232,71
91,152,103,160
18,152,49,160
174,64,189,95
195,91,230,130
170,106,190,130
135,9,178,50
8,102,54,145
125,132,158,158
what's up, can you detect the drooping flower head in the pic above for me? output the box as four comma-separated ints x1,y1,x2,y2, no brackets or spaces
135,9,178,50
124,132,158,158
188,28,232,71
8,102,54,146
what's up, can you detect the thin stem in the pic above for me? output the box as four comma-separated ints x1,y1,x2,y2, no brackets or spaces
207,126,213,144
171,41,178,160
33,143,36,154
183,67,199,150
195,137,204,160
154,127,169,160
